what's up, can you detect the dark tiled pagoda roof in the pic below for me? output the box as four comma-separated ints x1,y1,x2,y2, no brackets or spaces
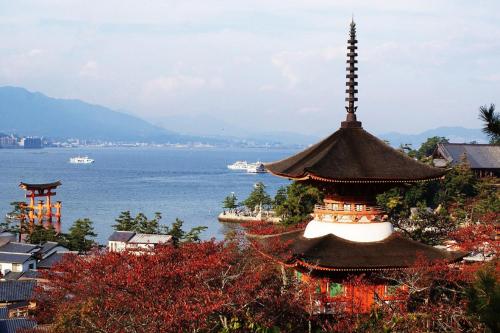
18,181,61,191
265,20,447,183
265,127,447,183
254,230,466,271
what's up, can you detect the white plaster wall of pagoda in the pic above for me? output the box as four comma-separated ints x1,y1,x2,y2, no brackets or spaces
303,220,394,242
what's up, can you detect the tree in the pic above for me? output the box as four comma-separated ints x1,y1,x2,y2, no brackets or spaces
113,211,162,234
417,136,448,160
222,193,238,212
33,239,308,333
467,265,500,333
273,182,323,225
25,225,63,244
65,218,97,253
161,218,207,246
243,182,272,212
479,103,500,144
393,207,457,246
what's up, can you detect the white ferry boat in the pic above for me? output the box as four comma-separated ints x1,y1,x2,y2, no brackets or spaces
246,162,267,173
227,160,248,170
69,156,95,164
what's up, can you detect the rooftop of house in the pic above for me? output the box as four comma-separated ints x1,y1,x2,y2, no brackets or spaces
37,252,73,270
0,318,37,333
0,242,40,254
0,253,34,264
2,270,39,281
128,233,172,244
436,143,500,169
108,231,135,242
0,280,36,303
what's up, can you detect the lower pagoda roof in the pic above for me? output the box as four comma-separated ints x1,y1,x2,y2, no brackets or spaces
265,127,448,183
252,229,466,272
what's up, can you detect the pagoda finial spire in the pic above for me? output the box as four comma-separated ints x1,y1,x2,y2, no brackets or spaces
342,18,362,128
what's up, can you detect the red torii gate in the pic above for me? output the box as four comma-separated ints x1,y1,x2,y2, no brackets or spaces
19,181,62,234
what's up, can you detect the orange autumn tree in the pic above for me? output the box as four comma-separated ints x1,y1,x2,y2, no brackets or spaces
33,239,308,333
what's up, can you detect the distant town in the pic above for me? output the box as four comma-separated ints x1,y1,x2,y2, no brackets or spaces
0,133,298,149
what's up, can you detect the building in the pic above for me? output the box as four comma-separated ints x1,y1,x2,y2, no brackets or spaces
20,137,42,149
0,241,69,277
433,143,500,177
258,20,465,314
108,231,172,252
0,135,18,149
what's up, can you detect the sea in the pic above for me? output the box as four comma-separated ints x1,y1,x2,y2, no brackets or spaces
0,147,296,244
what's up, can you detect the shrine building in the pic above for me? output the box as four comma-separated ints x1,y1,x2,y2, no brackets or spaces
259,20,466,313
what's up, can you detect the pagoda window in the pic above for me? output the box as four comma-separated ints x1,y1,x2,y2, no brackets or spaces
343,204,351,211
328,283,344,297
332,203,339,211
355,204,363,211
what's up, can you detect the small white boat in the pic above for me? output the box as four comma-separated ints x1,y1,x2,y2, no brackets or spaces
227,160,248,170
246,162,266,173
69,156,94,164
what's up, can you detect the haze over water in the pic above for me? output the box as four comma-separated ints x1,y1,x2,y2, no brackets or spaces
0,148,293,243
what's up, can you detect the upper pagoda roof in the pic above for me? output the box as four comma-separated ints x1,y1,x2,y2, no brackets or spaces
253,229,466,271
265,19,447,183
265,127,447,183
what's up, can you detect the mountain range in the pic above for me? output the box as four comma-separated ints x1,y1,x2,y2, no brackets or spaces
0,86,489,147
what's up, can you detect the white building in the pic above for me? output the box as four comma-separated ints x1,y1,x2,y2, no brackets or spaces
108,231,172,252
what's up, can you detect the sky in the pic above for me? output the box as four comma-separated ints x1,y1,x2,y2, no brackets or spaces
0,0,499,136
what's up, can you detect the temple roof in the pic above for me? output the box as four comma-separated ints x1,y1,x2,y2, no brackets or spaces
19,181,61,191
253,229,466,271
265,127,448,183
265,20,447,183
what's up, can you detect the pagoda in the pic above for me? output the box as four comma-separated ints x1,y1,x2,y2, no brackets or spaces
260,20,465,313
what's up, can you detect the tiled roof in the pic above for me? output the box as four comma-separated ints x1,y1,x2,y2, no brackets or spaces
1,272,23,281
0,307,7,320
265,127,447,182
3,271,39,281
108,231,135,242
0,253,33,264
0,243,40,254
0,280,35,302
40,242,59,255
0,318,37,333
128,234,172,244
37,252,72,269
438,143,500,169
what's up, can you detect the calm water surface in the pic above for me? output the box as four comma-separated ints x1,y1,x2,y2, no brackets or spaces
0,147,294,243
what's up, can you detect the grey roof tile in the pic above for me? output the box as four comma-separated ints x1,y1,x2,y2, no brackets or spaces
0,280,36,302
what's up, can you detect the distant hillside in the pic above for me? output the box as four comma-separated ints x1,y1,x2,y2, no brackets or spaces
379,127,488,148
0,86,185,142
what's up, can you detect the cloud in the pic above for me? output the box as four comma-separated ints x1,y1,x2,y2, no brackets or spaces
79,61,99,78
143,75,224,94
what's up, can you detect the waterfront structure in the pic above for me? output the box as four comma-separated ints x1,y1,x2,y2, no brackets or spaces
18,181,62,235
20,137,42,149
108,231,172,252
260,20,465,313
433,143,500,178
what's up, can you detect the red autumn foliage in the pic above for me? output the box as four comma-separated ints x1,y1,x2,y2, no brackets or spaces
243,220,308,236
449,222,499,256
33,240,308,333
